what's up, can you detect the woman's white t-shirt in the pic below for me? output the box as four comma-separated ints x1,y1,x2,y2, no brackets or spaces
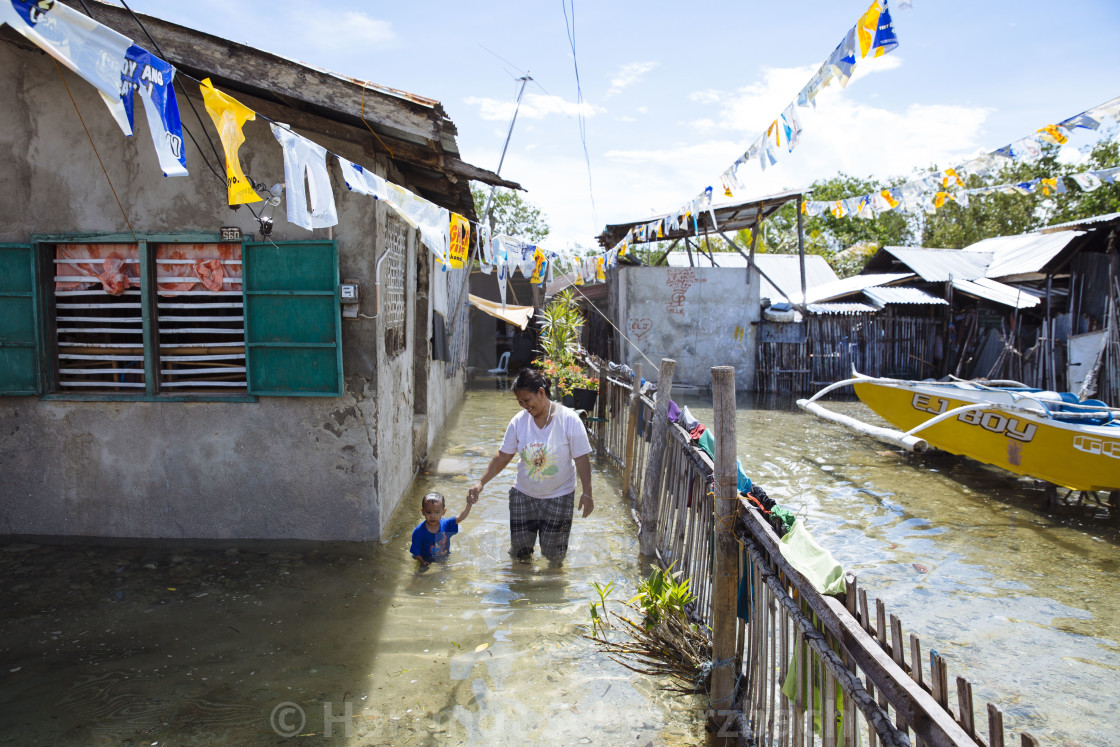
500,403,592,499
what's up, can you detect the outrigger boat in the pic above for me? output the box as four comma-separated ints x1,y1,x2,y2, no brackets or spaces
798,371,1120,494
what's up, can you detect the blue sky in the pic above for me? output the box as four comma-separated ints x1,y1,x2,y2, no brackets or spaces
127,0,1120,249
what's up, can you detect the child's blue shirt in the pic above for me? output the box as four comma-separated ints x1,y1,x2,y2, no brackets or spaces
410,517,459,562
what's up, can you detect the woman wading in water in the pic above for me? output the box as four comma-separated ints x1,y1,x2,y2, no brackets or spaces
467,368,594,565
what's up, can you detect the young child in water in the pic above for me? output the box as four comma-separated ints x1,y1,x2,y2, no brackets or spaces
409,491,471,567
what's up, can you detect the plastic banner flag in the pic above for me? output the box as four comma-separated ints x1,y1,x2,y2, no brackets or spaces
0,0,133,134
336,155,388,199
271,123,338,230
1036,124,1069,145
200,78,262,205
872,0,899,56
448,213,469,269
118,46,187,177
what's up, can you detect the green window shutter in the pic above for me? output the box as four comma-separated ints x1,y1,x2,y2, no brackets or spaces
243,240,343,396
0,244,41,395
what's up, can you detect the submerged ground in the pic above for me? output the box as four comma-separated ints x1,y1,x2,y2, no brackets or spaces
2,383,1119,744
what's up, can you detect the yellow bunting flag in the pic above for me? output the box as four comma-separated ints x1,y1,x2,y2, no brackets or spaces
595,256,606,281
448,213,469,268
1037,124,1068,145
856,1,882,58
530,248,546,284
1040,178,1059,195
933,191,950,209
881,189,900,208
943,168,964,188
199,78,262,206
800,200,808,215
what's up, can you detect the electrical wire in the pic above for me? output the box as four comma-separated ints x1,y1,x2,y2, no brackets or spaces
560,0,597,230
52,58,136,242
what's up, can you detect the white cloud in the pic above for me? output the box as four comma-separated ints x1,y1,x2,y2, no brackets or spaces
464,92,603,121
303,11,396,49
606,61,659,97
688,90,724,105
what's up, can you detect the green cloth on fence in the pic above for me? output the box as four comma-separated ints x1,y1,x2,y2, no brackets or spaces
737,549,752,621
770,505,796,538
778,518,847,597
781,642,846,738
697,429,715,459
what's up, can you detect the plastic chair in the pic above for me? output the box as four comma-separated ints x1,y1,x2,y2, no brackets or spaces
488,351,510,376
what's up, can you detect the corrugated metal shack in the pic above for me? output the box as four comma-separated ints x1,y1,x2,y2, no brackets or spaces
757,213,1119,398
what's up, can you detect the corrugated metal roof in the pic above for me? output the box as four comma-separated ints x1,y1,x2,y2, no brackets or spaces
950,277,1041,309
1041,211,1120,233
863,286,948,306
879,246,991,282
806,302,879,315
664,252,839,302
598,189,804,248
960,230,1084,280
803,272,912,304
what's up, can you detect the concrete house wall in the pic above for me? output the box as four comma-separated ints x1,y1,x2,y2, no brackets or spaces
0,34,468,541
614,266,761,390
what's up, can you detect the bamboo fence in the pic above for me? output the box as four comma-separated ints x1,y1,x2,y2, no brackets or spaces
586,357,1041,746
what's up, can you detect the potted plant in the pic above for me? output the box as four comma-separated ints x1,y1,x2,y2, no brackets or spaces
536,290,598,409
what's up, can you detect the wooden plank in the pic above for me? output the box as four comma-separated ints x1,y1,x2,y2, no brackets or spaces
987,702,1004,747
1021,733,1040,747
956,677,974,737
711,366,739,711
740,509,978,747
639,358,675,555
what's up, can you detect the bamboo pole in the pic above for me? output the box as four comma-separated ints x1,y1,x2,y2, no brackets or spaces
639,358,675,556
711,366,739,712
596,360,608,456
621,363,642,505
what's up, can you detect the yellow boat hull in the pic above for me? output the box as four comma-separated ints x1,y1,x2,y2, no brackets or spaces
853,380,1120,493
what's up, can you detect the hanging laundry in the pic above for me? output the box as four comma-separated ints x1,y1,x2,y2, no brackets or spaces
448,213,470,269
117,45,187,177
336,155,388,199
200,78,262,205
270,122,338,230
0,0,133,134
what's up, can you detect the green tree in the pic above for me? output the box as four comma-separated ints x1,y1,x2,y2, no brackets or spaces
920,145,1062,248
471,184,551,243
1047,138,1120,226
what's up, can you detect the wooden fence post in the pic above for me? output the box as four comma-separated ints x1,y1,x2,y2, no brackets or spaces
595,358,608,455
711,366,739,712
638,358,675,557
621,362,642,505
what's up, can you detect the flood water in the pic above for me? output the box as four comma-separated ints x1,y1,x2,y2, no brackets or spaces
0,384,705,746
680,391,1120,746
3,385,1118,745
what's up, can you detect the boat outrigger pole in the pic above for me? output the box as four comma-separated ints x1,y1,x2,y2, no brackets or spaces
797,375,929,453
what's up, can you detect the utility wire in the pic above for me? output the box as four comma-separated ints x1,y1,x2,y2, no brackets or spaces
560,0,597,231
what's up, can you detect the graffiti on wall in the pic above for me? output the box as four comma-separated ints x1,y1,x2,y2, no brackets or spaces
665,268,705,315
